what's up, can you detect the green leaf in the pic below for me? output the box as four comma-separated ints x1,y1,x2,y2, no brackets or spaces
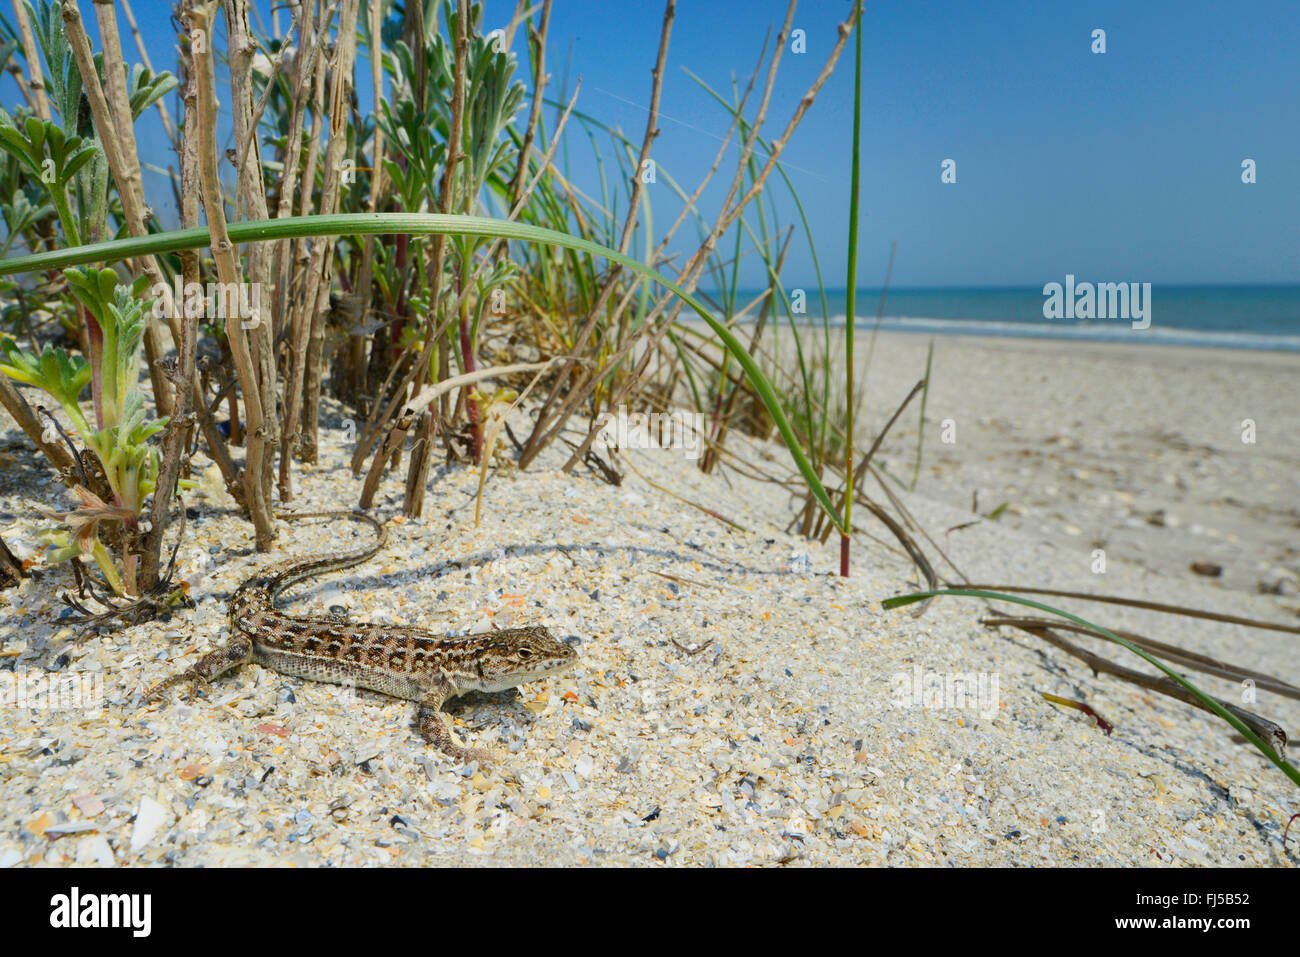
0,124,40,176
0,337,44,387
0,337,90,407
0,38,17,76
127,65,179,120
24,115,47,157
60,142,97,182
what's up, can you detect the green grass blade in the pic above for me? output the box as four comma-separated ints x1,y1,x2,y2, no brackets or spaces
841,0,863,576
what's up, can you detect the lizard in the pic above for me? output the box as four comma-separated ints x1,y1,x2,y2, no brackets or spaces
141,511,577,762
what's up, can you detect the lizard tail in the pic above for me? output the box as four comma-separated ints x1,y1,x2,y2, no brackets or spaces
240,510,389,602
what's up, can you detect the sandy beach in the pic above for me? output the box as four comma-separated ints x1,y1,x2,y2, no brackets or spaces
1,333,1297,867
817,330,1300,597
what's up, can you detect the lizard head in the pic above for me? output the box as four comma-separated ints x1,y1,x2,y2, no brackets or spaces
475,626,577,692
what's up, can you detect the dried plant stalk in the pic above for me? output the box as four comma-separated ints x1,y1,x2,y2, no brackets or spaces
518,0,675,469
400,0,469,518
281,0,361,497
509,0,552,209
0,534,24,588
189,2,275,548
223,0,281,523
300,0,361,469
61,0,177,417
11,0,51,120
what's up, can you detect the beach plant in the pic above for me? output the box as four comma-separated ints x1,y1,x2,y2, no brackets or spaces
668,65,855,542
379,0,525,462
0,2,167,291
0,212,846,531
0,0,167,253
0,0,866,545
0,109,99,245
0,266,166,597
500,3,859,486
0,3,860,568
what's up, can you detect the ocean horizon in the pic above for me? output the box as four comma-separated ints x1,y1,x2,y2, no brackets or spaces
714,284,1300,353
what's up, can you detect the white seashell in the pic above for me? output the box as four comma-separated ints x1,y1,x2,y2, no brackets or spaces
129,796,171,854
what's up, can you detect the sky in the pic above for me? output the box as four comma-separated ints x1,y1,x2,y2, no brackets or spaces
7,0,1298,290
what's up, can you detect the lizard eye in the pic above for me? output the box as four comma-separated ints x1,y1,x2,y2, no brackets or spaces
518,647,534,659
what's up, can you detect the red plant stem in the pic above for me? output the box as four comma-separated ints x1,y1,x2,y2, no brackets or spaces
337,250,352,293
82,302,105,430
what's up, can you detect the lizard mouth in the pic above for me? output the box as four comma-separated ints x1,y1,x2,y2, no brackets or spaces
528,658,576,685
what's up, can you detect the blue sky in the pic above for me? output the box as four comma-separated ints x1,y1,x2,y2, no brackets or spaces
10,0,1299,289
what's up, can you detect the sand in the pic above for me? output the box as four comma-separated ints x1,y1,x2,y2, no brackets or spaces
843,332,1300,595
0,332,1297,867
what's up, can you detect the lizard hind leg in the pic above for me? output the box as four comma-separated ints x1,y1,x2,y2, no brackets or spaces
141,635,254,705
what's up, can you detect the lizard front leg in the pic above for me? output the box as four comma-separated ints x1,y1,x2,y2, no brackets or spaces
141,635,254,704
416,681,498,763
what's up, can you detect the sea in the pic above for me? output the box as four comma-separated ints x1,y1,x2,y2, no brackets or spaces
723,285,1300,353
